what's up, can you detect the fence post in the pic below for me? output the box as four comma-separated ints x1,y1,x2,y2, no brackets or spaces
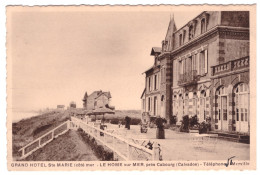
152,142,160,161
112,136,115,160
52,130,55,139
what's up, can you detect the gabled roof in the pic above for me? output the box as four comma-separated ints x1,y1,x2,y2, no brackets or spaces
164,14,177,51
142,65,160,74
95,91,112,99
140,88,146,99
82,92,88,101
150,47,162,56
84,90,112,100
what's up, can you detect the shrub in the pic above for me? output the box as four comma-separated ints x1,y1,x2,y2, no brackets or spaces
189,115,199,128
169,115,177,125
199,121,211,134
77,128,114,161
131,118,141,125
180,115,189,132
155,117,166,129
110,118,119,125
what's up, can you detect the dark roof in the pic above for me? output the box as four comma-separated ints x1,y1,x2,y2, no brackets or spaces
82,92,88,101
140,88,146,99
142,65,160,74
150,47,162,56
95,91,111,99
85,90,112,100
57,105,65,108
164,15,177,51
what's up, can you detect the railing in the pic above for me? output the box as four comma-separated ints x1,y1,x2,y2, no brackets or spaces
71,117,160,161
178,70,198,86
18,120,70,160
17,117,161,161
211,56,249,76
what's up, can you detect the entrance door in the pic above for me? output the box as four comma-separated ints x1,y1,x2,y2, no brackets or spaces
234,84,249,133
216,86,228,131
220,96,228,131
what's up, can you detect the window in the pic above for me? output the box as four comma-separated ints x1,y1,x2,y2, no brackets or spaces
148,97,151,111
178,94,183,119
235,83,249,122
154,96,157,116
216,86,228,122
186,56,192,73
222,96,228,120
200,91,206,121
179,34,183,46
148,77,152,91
154,74,157,90
176,61,179,82
183,30,186,43
189,25,194,40
179,61,183,74
192,55,197,71
199,50,208,75
193,93,198,115
173,95,177,116
184,93,189,115
201,18,206,34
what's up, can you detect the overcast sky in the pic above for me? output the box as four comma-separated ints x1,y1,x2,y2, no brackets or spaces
9,7,201,111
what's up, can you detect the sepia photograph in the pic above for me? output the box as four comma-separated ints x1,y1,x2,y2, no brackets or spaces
6,5,256,171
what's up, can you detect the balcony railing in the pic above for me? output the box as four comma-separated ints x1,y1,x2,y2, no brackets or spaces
178,70,198,86
211,56,249,76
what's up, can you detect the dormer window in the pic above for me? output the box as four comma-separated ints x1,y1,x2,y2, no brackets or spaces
201,18,206,34
183,30,186,43
179,34,183,46
200,12,209,34
188,20,197,40
189,25,194,40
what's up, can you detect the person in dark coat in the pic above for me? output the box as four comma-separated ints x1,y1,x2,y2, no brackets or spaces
125,116,131,130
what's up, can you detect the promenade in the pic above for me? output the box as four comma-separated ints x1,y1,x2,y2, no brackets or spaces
106,124,250,161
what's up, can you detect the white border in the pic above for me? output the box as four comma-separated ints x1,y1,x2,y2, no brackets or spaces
0,1,259,175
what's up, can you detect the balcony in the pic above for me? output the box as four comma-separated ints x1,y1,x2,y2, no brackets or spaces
178,70,199,86
211,56,249,76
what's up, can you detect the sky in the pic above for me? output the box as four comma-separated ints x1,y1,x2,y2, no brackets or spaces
9,7,201,111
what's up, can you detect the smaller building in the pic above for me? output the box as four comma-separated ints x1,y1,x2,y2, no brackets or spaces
69,101,77,108
82,90,114,110
57,105,65,110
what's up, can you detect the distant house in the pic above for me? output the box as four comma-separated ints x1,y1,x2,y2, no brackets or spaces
82,90,115,110
69,101,76,108
57,105,65,110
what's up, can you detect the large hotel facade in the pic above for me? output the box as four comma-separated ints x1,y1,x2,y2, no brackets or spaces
141,11,250,134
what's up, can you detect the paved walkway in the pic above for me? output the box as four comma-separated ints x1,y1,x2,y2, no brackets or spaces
105,124,250,161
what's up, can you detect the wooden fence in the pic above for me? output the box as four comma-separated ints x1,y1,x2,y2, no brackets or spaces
17,117,161,161
18,121,70,160
71,117,160,161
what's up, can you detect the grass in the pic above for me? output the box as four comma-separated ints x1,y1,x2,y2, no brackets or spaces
23,130,98,161
12,109,141,159
12,110,71,158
